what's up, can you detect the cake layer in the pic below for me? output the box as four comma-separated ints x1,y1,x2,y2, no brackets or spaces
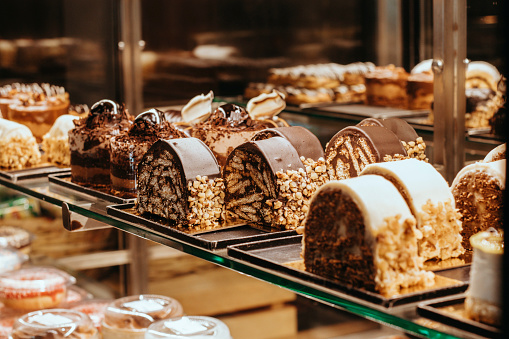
0,118,41,169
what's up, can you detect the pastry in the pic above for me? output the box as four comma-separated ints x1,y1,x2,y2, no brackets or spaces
483,143,506,163
42,114,79,166
0,117,41,169
407,71,434,110
364,65,409,109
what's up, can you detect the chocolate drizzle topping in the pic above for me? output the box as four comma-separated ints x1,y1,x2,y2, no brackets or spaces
207,103,252,127
129,109,165,136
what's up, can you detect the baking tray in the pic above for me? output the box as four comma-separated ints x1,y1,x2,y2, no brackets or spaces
0,165,70,182
305,104,430,119
417,297,501,338
106,203,296,250
227,235,468,308
48,173,136,204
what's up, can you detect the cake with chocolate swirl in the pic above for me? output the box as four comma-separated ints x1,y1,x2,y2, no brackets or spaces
69,99,133,188
110,109,186,198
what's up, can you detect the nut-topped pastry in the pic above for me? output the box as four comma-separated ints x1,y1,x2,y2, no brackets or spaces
110,109,186,198
42,114,79,166
69,99,133,187
0,117,41,169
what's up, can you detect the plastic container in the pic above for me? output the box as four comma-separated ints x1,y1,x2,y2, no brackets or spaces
102,294,184,339
69,299,113,330
0,247,28,274
0,267,76,311
0,225,34,254
10,309,98,339
145,316,232,339
64,285,94,305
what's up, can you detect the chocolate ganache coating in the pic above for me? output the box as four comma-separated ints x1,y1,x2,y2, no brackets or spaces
251,126,325,161
358,117,418,143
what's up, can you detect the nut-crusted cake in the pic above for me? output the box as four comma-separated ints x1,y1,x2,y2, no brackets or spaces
137,138,225,230
42,114,79,166
483,143,505,163
451,159,505,251
325,125,408,180
69,100,133,187
110,109,186,198
364,65,409,109
303,175,434,296
0,118,41,169
360,159,464,261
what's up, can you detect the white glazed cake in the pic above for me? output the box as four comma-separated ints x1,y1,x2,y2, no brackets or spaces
483,143,506,163
360,159,464,261
0,118,41,169
42,114,79,166
303,175,434,296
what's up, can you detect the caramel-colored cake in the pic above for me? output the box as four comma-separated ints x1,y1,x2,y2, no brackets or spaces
0,118,41,169
303,175,434,296
325,125,408,180
110,109,186,198
407,71,434,110
137,138,225,230
360,159,464,261
364,65,409,109
69,100,133,187
451,159,505,250
42,114,79,166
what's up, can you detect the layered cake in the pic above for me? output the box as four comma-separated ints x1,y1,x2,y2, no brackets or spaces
146,316,231,339
224,137,328,230
69,99,133,187
1,83,70,142
137,138,225,230
451,159,505,250
102,294,184,339
10,309,98,339
483,143,506,163
465,229,503,326
110,109,186,198
0,267,75,310
357,117,427,161
0,118,41,169
360,159,464,261
303,175,434,296
407,71,434,110
0,225,32,254
325,125,408,180
364,65,409,109
42,114,79,166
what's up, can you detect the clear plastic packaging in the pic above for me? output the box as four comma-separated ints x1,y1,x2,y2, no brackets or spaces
64,285,94,305
145,316,232,339
0,225,34,254
69,299,113,330
0,247,28,274
0,267,76,311
10,308,99,339
102,294,184,339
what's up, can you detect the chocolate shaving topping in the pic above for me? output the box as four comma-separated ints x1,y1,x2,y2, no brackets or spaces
207,103,252,128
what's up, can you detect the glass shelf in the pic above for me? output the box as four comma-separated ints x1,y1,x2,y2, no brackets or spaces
0,175,479,339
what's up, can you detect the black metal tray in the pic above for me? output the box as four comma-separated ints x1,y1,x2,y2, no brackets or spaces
417,297,501,338
227,235,469,308
107,203,296,250
0,165,70,182
305,104,430,120
48,174,136,204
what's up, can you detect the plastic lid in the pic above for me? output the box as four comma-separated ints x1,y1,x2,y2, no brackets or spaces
70,299,113,329
0,247,28,274
470,228,504,254
10,309,98,339
64,285,94,305
103,294,184,330
0,266,76,297
146,316,231,339
0,226,33,249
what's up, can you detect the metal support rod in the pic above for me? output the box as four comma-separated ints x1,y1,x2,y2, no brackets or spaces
432,0,467,183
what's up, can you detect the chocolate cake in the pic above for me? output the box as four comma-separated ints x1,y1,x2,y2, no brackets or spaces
360,159,464,261
451,159,505,251
110,109,186,198
224,137,328,230
69,99,133,187
137,138,225,230
364,65,409,109
303,175,434,296
325,125,408,180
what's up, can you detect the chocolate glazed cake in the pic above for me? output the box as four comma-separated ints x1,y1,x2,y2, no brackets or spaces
303,175,434,296
69,99,132,187
110,109,186,198
137,138,225,230
451,159,506,251
325,126,407,180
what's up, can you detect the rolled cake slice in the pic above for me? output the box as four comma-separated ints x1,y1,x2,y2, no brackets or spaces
357,117,427,161
303,175,434,296
137,138,225,230
451,159,505,250
360,159,464,261
325,126,407,180
483,143,505,163
0,118,41,169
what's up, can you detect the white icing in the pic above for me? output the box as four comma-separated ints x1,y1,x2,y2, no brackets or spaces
246,89,286,120
451,159,506,190
411,59,432,74
29,314,73,326
467,61,501,87
181,91,213,124
123,299,165,313
45,114,79,138
164,318,207,335
483,143,506,163
0,118,33,140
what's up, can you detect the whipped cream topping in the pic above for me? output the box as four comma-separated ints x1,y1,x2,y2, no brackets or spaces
0,118,34,140
45,114,79,138
181,91,213,125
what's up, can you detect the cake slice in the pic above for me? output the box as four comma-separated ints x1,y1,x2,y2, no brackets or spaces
0,118,41,169
451,159,505,250
137,138,225,230
360,159,464,261
483,143,505,163
42,114,79,166
303,175,434,296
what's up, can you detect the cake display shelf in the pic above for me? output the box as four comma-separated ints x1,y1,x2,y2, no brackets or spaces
0,165,70,182
0,175,482,339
